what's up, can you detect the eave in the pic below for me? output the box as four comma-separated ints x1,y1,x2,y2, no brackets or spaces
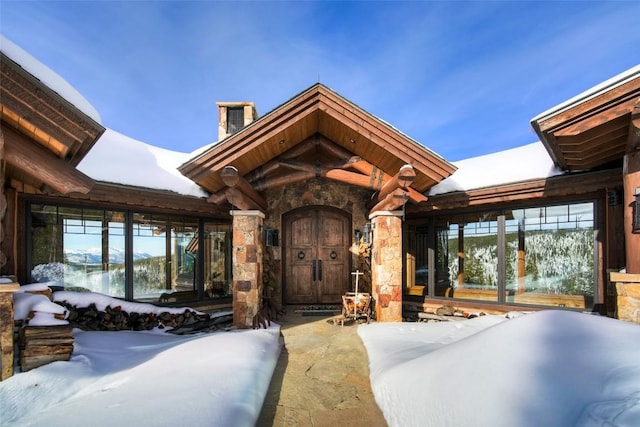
179,83,456,195
1,52,105,194
531,66,640,172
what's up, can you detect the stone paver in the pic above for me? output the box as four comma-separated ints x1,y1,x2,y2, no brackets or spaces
257,309,387,427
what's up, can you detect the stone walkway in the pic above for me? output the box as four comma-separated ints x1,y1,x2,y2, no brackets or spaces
256,308,387,427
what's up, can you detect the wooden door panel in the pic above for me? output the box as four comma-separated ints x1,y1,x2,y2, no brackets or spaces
284,207,350,304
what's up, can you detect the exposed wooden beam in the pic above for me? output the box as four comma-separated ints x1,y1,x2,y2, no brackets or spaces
3,126,94,194
370,188,408,213
254,170,316,191
378,164,416,200
225,188,263,210
627,99,640,151
220,166,267,210
207,191,228,205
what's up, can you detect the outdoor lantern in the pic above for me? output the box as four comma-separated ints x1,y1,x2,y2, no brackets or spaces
363,222,372,244
634,188,640,233
264,228,279,247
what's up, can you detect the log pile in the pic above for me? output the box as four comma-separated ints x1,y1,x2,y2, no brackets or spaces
19,326,74,372
55,301,213,332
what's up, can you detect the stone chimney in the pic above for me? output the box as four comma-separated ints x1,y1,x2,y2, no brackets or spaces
216,102,258,141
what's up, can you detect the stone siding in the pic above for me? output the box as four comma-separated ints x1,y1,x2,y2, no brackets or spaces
611,272,640,324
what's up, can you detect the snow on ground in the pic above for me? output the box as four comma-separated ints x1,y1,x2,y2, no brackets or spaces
358,310,640,427
2,291,281,427
2,293,639,427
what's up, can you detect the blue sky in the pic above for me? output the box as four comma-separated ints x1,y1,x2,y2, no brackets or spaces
1,1,639,161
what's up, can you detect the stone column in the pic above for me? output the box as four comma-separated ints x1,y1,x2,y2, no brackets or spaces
0,280,19,380
370,211,403,322
230,210,264,329
610,272,640,324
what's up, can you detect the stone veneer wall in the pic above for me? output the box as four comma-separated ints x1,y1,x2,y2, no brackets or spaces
264,178,372,307
610,272,640,324
231,211,264,328
370,212,403,322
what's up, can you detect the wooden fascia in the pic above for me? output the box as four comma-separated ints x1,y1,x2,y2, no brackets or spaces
553,97,638,138
181,87,321,183
536,78,640,133
317,89,456,183
3,126,94,194
411,169,621,213
1,55,104,165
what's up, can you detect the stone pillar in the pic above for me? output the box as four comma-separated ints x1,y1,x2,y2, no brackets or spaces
0,280,19,380
610,272,640,324
231,210,264,329
370,211,403,322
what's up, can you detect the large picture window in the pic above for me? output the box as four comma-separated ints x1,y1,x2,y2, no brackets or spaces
28,203,232,303
408,201,596,309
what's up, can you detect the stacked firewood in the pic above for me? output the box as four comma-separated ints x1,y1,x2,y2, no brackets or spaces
357,240,372,294
55,302,211,332
19,326,74,372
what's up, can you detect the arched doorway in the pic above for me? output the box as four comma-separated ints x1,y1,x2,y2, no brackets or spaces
283,206,351,304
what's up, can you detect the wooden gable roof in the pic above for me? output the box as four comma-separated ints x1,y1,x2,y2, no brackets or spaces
179,83,456,210
531,66,640,172
1,52,105,194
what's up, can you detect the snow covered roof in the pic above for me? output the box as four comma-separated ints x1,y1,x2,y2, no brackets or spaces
77,128,208,198
531,64,640,124
0,35,101,124
428,141,564,196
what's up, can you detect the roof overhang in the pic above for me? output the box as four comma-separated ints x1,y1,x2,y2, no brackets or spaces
179,84,456,211
1,52,105,194
531,65,640,172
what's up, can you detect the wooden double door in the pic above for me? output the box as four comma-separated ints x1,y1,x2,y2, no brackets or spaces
284,207,351,304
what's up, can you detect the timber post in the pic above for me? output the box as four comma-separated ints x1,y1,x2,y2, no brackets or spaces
0,280,19,380
230,210,264,329
370,211,403,322
623,150,640,275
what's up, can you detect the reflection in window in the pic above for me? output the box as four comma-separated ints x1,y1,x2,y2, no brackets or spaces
28,203,232,303
424,202,595,309
30,205,126,297
505,203,594,308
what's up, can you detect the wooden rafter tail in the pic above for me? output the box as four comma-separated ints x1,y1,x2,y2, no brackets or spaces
370,188,408,213
220,165,267,210
378,164,416,200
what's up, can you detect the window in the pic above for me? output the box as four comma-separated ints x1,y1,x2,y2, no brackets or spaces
28,203,232,303
408,201,596,309
226,107,244,135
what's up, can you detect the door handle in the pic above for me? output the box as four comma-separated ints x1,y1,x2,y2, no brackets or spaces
312,260,317,281
318,260,323,281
